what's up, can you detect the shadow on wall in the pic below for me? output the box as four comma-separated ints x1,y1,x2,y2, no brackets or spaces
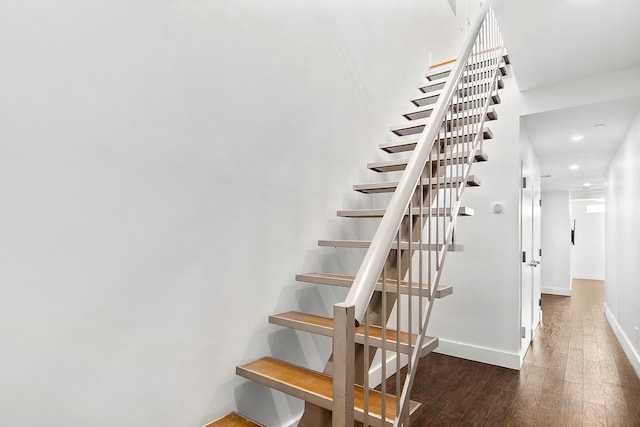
230,212,378,423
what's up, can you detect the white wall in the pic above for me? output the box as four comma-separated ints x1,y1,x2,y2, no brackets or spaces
0,1,465,426
570,199,605,280
520,131,542,198
540,192,572,296
427,69,525,370
605,109,640,379
425,51,640,371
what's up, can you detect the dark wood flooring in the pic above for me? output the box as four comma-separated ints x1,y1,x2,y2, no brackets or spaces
399,279,640,426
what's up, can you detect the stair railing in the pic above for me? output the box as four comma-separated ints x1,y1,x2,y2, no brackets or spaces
332,3,505,426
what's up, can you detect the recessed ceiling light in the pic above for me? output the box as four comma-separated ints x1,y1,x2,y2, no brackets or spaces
570,134,584,141
570,164,580,170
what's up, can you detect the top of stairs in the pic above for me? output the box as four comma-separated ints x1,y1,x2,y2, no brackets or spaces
425,56,509,81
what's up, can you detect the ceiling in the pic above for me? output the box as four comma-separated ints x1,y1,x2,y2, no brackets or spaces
491,0,640,198
521,96,640,198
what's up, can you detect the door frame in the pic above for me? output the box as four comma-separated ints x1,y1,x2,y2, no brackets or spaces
520,165,542,357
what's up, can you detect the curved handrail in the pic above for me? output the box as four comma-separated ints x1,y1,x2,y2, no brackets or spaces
344,1,493,324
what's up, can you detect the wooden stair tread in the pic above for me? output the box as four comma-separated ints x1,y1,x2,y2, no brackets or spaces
411,87,501,107
391,108,497,137
368,150,488,172
295,272,453,299
337,206,474,218
419,74,503,94
417,79,445,94
236,357,421,424
270,311,439,356
353,175,481,194
425,60,507,81
318,240,464,252
411,76,502,106
204,412,263,427
403,91,500,120
379,127,493,153
403,105,497,125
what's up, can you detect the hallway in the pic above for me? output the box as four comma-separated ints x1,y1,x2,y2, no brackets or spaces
402,279,640,426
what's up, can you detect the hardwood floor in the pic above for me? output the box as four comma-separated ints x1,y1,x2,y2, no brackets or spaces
397,279,640,426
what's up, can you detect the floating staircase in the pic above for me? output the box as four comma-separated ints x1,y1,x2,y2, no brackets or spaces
205,5,507,426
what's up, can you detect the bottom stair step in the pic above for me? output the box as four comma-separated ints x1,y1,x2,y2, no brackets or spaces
204,412,263,427
270,311,439,356
236,357,421,426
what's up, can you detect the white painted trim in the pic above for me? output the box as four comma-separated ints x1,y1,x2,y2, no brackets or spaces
367,338,524,386
604,304,640,380
572,274,605,281
434,338,522,370
519,339,530,366
541,287,571,296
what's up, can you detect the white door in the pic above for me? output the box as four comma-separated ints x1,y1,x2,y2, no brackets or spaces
520,171,534,352
531,182,542,333
521,171,542,353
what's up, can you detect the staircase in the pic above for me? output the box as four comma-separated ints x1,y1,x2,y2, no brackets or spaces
205,5,507,426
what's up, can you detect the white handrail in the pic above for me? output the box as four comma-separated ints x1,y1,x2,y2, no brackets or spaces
344,1,493,323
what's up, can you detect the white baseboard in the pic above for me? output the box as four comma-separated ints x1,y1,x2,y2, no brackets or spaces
604,304,640,380
572,274,605,281
434,338,522,370
367,338,521,385
541,287,571,296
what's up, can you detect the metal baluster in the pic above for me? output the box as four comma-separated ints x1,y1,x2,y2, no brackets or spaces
395,230,401,420
428,133,433,298
419,162,424,325
363,306,369,427
436,112,441,271
381,265,387,423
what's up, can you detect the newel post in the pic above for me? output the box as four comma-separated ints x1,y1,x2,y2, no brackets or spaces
332,303,355,427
